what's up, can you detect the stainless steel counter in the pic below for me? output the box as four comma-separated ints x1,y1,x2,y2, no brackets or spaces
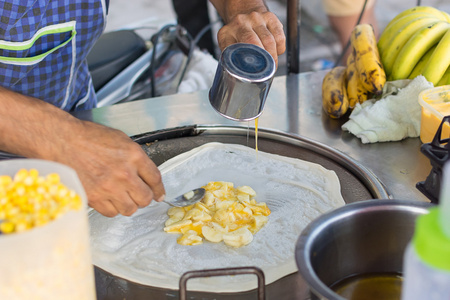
74,70,432,202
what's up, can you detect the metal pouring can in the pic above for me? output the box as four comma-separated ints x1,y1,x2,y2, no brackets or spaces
209,43,276,121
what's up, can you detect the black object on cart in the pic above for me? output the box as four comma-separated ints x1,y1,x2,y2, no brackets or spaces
417,115,450,204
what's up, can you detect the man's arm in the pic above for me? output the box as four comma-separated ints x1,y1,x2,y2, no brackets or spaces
0,87,165,217
208,0,286,67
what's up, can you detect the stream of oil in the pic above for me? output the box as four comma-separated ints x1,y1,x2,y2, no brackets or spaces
255,117,259,154
246,118,259,156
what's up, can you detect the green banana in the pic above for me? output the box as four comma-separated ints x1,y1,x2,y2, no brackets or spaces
381,17,439,76
422,28,450,85
391,21,450,80
378,12,443,54
437,67,450,86
383,6,448,29
440,10,450,23
408,45,436,79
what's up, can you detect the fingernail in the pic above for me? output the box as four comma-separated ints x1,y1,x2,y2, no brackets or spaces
156,195,165,202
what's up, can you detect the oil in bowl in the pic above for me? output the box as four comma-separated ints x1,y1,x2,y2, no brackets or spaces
331,272,403,300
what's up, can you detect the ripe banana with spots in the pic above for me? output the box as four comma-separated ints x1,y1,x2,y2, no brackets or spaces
421,28,450,85
346,52,371,107
322,66,349,119
351,24,386,95
391,21,450,80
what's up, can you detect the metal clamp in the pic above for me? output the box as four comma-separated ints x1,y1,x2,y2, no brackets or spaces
417,115,450,203
179,266,266,300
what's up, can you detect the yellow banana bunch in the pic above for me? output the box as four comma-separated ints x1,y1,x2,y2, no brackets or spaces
377,12,445,56
391,21,450,80
378,6,450,85
346,52,371,108
322,66,349,119
380,17,439,76
383,6,450,29
421,28,450,85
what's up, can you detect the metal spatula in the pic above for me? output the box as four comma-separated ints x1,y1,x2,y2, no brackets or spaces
163,188,205,207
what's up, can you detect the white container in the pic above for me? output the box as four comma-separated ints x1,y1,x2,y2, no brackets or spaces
0,159,96,300
402,234,450,300
402,162,450,300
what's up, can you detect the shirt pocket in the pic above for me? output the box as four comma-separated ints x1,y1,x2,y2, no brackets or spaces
0,21,77,108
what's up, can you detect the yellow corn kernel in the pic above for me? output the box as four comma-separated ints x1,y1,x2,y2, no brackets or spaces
14,183,26,197
0,169,82,234
14,219,30,232
28,168,39,179
0,221,14,233
46,173,60,184
0,175,12,186
13,169,29,182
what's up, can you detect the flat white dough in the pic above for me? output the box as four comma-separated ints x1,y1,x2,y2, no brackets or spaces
89,142,345,292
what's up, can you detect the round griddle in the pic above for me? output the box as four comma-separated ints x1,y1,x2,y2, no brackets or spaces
94,125,391,300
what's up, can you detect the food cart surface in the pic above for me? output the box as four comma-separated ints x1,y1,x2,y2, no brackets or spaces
73,70,431,203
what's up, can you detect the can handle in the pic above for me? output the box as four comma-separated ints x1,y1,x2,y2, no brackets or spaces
178,266,265,300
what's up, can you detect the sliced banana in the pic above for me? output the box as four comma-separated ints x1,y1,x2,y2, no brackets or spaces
165,215,182,227
212,208,229,224
243,207,253,215
237,186,256,196
251,215,269,233
194,201,209,212
202,225,224,243
164,219,192,233
178,230,203,246
183,190,195,200
168,207,185,217
184,208,212,222
223,227,254,248
202,191,215,207
237,193,250,202
210,221,228,233
215,200,235,210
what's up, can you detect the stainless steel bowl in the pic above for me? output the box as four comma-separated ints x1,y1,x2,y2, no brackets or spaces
209,43,275,121
295,199,434,300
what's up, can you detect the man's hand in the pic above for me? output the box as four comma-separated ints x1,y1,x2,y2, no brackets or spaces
0,87,165,217
209,0,286,67
61,121,166,217
217,11,286,67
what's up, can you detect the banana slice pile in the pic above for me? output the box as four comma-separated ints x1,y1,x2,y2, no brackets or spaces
163,181,271,248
